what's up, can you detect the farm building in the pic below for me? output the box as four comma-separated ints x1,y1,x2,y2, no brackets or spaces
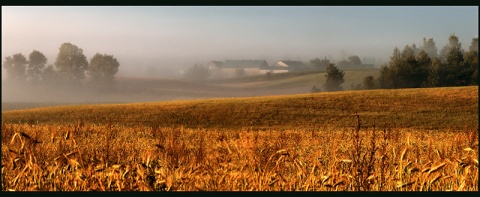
260,60,311,74
221,60,269,78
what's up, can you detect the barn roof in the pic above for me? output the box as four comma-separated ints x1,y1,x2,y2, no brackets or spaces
223,60,268,68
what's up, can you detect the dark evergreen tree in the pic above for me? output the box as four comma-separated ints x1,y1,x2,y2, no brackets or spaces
324,63,344,91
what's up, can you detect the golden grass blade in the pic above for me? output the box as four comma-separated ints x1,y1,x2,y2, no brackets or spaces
400,147,408,161
428,163,446,174
396,181,415,188
463,147,473,152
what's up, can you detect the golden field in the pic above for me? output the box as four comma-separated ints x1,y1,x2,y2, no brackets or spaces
1,86,478,191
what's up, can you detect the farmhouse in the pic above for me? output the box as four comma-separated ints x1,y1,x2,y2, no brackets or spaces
221,60,269,78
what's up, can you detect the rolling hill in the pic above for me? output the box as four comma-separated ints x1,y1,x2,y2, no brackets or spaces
2,86,477,131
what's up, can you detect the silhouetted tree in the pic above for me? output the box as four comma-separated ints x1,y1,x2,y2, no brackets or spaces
324,63,344,91
425,58,444,87
415,50,432,87
422,37,438,59
3,53,27,83
348,56,362,65
382,47,402,88
379,45,430,88
41,65,61,86
27,50,47,83
468,37,478,52
363,76,375,90
394,45,415,88
439,34,463,64
396,45,421,88
464,37,478,85
87,53,120,86
379,35,477,88
437,34,472,86
54,42,88,83
377,64,394,89
309,57,330,71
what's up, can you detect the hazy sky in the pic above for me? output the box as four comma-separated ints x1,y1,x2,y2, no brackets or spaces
2,6,478,78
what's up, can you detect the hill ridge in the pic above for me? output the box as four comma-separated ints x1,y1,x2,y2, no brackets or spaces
2,86,477,131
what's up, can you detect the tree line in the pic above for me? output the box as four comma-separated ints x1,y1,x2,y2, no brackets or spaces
314,34,478,92
375,34,477,89
3,42,120,90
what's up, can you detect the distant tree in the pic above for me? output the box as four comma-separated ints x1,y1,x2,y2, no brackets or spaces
3,53,27,82
27,50,47,83
377,64,394,89
348,56,362,65
54,42,88,83
324,63,344,91
468,37,478,52
378,45,430,89
425,58,444,87
396,45,419,88
438,34,472,86
397,45,413,87
184,64,210,81
363,76,375,90
87,53,120,85
421,37,438,58
309,57,330,70
439,34,463,64
415,50,432,87
41,64,61,86
380,35,476,88
338,55,362,69
464,37,479,85
384,47,402,88
411,44,421,57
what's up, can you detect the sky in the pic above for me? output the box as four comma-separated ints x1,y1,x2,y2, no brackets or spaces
2,6,478,78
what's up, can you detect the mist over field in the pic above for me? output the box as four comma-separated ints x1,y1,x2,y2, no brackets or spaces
2,6,478,107
2,6,479,192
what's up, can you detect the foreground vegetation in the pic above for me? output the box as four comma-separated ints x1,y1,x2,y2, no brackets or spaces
1,86,478,191
2,120,478,191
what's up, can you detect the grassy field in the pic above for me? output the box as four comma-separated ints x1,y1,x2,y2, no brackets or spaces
210,69,380,90
1,86,478,191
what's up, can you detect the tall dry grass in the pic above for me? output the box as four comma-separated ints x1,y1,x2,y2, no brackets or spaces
2,119,477,191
